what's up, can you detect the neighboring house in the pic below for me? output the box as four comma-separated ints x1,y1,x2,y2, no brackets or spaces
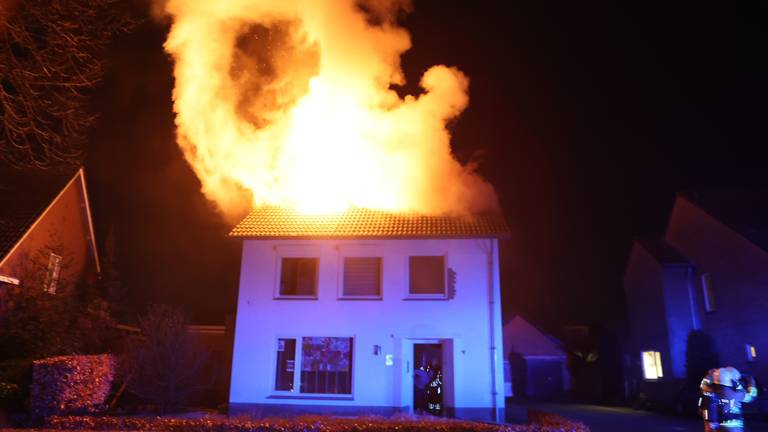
624,192,768,402
503,315,570,399
0,168,100,302
227,207,509,422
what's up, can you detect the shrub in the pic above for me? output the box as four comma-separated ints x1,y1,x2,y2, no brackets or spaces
121,305,208,414
30,354,115,418
0,358,32,411
528,410,590,432
47,413,590,431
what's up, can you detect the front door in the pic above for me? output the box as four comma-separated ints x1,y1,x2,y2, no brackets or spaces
413,343,443,415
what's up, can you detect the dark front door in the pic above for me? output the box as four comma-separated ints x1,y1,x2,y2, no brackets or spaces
413,343,443,415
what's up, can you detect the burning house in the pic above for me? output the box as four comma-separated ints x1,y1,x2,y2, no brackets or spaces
227,207,509,421
155,0,509,420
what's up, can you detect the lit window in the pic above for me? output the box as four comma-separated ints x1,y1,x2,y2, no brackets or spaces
279,258,318,297
641,351,663,380
409,256,446,296
342,257,381,298
701,273,715,312
44,253,62,294
274,337,353,395
746,344,757,362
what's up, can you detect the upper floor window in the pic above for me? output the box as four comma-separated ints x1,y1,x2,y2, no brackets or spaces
408,256,445,297
279,257,318,298
342,257,381,299
641,350,663,380
701,273,715,312
44,252,62,294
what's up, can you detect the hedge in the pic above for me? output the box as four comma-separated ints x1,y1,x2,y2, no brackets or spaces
30,354,115,418
47,412,590,431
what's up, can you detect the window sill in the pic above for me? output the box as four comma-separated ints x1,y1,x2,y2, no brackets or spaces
338,296,383,301
403,294,449,301
268,394,354,401
274,295,318,300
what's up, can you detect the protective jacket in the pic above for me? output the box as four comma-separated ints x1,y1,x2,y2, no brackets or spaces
700,368,758,429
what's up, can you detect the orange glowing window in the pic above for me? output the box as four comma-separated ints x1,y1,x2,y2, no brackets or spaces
746,344,757,362
641,351,663,380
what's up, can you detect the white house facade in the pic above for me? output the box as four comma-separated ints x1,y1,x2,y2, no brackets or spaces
228,207,509,422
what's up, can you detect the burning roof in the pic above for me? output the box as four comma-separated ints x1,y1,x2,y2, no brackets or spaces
229,206,510,239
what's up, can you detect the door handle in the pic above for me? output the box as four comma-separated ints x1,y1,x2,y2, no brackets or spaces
407,360,410,373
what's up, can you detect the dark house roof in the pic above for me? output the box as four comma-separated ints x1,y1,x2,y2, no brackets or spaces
681,192,768,253
230,206,511,239
636,237,691,265
0,168,78,261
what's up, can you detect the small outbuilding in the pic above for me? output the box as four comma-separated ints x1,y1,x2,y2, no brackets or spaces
503,315,570,399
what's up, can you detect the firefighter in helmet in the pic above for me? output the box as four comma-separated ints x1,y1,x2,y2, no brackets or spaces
699,366,758,432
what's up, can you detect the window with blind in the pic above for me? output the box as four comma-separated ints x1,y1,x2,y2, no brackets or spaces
342,257,382,298
408,255,446,297
279,257,318,297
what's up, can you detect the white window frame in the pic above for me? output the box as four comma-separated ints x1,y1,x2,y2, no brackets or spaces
405,254,449,300
701,273,715,312
270,335,356,399
641,350,663,381
273,245,320,300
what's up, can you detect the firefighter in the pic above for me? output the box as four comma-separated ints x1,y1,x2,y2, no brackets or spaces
700,367,758,432
425,363,443,416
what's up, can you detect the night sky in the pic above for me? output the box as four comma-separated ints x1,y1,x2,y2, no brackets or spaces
83,1,767,328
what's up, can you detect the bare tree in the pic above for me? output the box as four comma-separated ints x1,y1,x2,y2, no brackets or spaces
121,305,209,414
0,0,134,168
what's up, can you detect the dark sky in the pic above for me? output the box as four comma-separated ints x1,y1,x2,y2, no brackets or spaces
84,1,768,327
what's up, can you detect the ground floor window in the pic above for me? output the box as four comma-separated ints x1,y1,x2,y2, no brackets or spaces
641,350,663,380
274,336,353,395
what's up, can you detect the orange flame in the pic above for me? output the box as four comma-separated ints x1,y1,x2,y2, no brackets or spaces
160,0,497,218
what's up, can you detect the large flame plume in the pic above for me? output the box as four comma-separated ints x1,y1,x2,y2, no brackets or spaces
159,0,498,218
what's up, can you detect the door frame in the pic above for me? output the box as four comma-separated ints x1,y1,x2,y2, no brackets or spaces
402,338,454,414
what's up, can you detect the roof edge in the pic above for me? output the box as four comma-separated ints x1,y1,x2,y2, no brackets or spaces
0,169,83,267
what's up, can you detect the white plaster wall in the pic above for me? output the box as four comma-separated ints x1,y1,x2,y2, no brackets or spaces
229,238,503,412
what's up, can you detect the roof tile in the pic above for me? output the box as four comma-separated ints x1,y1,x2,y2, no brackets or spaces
230,206,510,239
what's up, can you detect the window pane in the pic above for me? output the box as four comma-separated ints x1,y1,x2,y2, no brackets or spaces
409,256,445,295
280,258,317,296
301,337,353,394
641,351,662,380
343,257,381,297
275,338,296,391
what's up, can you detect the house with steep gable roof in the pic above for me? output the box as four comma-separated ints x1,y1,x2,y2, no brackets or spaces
227,207,509,421
0,168,100,301
624,192,768,407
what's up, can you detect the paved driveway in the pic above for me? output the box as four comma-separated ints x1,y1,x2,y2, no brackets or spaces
507,402,768,432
